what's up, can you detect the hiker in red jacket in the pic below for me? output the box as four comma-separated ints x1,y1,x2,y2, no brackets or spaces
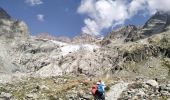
91,82,100,100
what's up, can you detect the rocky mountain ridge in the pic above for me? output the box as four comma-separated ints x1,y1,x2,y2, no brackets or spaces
0,8,11,19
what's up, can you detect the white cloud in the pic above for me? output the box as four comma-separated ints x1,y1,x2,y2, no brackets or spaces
82,18,99,36
128,0,147,17
37,14,44,22
25,0,43,6
147,0,170,13
77,0,96,18
78,0,129,36
78,0,170,36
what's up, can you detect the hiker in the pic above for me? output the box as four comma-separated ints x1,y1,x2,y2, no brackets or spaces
91,82,99,100
97,80,105,100
91,81,106,100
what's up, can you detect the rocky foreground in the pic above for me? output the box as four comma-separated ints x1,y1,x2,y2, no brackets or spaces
1,76,170,100
118,79,170,100
0,8,170,100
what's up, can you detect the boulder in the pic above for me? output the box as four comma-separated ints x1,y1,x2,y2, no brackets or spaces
0,92,12,98
146,80,158,87
25,93,38,99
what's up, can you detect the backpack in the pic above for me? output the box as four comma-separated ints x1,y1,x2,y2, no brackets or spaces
91,85,97,95
97,84,104,93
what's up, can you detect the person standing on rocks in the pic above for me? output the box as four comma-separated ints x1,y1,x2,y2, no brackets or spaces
97,80,105,100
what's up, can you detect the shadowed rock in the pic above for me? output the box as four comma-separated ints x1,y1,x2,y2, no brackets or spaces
142,11,170,36
0,7,11,19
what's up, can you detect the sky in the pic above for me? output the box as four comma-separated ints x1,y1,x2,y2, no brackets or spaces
0,0,170,37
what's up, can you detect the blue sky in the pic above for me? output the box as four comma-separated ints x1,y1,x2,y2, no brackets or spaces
0,0,151,37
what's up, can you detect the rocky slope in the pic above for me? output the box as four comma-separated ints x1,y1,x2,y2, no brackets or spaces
0,7,170,99
102,25,138,44
72,33,99,44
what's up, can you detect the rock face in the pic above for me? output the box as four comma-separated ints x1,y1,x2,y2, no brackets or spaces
0,8,30,75
104,25,138,43
141,11,170,36
0,19,29,40
0,45,18,74
0,8,29,40
103,11,170,44
72,33,98,44
0,7,11,19
55,36,71,43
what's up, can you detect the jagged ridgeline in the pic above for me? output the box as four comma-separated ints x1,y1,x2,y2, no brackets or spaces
0,8,29,40
0,7,11,19
0,7,170,100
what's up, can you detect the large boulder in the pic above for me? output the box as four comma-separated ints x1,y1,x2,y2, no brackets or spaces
146,80,159,87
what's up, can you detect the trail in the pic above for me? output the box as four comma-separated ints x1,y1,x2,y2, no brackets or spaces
106,82,129,100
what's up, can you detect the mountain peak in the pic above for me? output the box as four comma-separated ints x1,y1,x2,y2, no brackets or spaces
0,7,11,19
0,7,29,40
141,11,170,36
72,33,97,44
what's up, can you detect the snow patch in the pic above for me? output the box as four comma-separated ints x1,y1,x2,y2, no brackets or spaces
50,40,68,46
49,40,100,56
61,44,99,56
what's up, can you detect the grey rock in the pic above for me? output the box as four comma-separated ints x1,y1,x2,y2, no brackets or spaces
25,93,38,99
103,25,139,44
136,90,146,97
167,81,170,84
40,85,49,90
146,80,158,87
143,84,149,89
72,33,97,44
160,84,167,90
0,92,12,98
0,7,11,19
141,11,170,37
0,97,10,100
161,90,170,96
167,84,170,87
